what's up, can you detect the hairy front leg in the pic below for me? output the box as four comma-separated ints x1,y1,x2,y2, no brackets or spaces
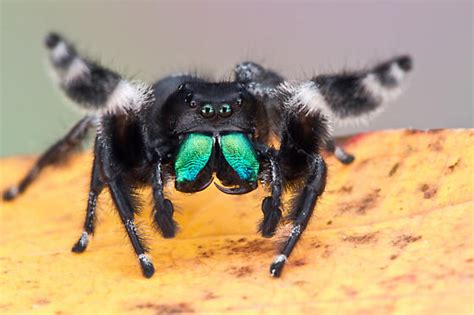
151,159,177,238
256,144,283,237
71,138,105,253
270,155,327,277
2,115,95,201
325,138,354,165
97,120,154,278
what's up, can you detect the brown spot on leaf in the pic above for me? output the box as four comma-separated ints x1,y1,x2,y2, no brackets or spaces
355,159,371,170
427,135,445,151
405,129,443,135
420,184,437,199
404,129,420,135
326,220,333,225
339,189,381,215
134,302,195,314
32,299,50,309
447,158,461,172
321,245,332,258
389,162,400,177
379,274,417,290
228,266,253,278
338,185,353,194
341,286,359,298
389,254,398,260
427,128,444,134
293,280,308,286
226,239,273,256
292,259,306,266
343,232,379,244
203,291,218,300
198,249,215,259
392,234,422,249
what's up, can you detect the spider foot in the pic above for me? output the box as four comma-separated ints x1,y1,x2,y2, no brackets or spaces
2,186,20,201
260,197,282,238
138,254,155,278
71,231,89,253
269,254,287,278
153,199,177,239
335,147,355,164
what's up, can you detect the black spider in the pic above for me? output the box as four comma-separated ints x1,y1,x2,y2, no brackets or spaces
2,33,412,278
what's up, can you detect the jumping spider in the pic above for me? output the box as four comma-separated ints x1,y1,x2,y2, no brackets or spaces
2,33,412,278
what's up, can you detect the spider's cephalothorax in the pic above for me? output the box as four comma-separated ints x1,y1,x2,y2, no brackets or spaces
3,33,413,278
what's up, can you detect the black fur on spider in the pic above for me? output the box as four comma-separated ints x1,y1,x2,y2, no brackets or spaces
3,33,412,278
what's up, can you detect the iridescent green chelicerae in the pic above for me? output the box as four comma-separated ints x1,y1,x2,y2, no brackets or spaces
174,133,213,182
220,133,259,182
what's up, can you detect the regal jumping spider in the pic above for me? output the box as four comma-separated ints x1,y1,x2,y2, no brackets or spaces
2,33,412,278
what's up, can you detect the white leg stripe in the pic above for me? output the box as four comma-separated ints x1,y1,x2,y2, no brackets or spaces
8,186,19,197
103,80,152,115
64,58,90,84
51,41,69,62
390,62,405,83
78,231,89,247
362,73,402,104
138,254,152,264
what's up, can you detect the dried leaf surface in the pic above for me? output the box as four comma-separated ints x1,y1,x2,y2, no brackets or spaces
0,129,473,314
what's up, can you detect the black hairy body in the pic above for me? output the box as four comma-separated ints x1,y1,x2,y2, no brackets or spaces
3,33,412,278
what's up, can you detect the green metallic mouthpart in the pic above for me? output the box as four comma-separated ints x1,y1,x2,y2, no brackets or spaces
221,133,259,182
174,133,213,183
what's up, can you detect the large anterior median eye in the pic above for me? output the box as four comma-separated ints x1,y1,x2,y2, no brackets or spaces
219,104,233,117
200,104,215,118
220,133,259,182
175,133,214,182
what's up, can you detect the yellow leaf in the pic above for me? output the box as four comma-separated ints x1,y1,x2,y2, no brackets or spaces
0,129,473,314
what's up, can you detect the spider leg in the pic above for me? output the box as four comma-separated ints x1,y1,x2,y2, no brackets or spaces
71,137,104,253
270,154,327,277
234,61,283,85
268,95,331,277
151,160,177,238
256,144,283,238
277,56,412,166
234,61,283,99
2,115,95,201
325,138,354,164
44,32,153,115
97,121,154,278
279,55,413,125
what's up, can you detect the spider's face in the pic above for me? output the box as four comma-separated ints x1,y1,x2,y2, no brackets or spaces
163,82,259,136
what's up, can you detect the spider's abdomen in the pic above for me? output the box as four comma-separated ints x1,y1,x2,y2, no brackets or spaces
174,132,259,194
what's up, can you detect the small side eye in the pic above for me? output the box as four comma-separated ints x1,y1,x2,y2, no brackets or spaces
190,100,197,108
219,104,233,117
185,93,193,103
235,99,242,107
200,104,215,118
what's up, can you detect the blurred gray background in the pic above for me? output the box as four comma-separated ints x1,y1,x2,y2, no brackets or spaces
0,0,472,156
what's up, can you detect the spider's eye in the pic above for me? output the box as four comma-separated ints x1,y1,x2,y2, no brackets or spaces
200,104,215,118
219,104,233,117
185,93,194,103
189,100,197,108
235,99,242,107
